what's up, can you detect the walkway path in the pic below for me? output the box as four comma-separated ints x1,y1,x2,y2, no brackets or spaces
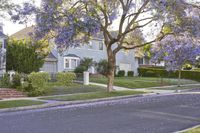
90,82,200,94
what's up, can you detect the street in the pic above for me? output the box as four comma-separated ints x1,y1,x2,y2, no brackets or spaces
0,93,200,133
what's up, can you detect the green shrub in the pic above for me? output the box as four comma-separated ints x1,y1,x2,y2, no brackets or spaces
127,71,134,77
12,73,21,88
28,72,50,87
0,73,11,87
56,72,76,86
183,64,192,70
74,66,87,73
25,72,50,96
138,67,200,81
118,70,125,77
145,70,156,77
96,60,109,76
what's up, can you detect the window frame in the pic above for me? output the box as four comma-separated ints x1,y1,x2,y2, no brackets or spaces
64,57,80,69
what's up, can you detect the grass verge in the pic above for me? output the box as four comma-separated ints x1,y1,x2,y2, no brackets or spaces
40,90,145,101
90,77,200,89
44,83,105,96
183,126,200,133
0,100,45,109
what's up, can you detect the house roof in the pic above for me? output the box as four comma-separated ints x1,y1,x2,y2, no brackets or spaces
10,26,118,41
64,54,80,58
11,26,34,39
45,52,58,62
47,52,57,59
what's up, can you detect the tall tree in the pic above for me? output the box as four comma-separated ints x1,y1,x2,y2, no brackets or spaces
6,39,49,74
0,0,15,18
151,35,200,86
11,0,200,92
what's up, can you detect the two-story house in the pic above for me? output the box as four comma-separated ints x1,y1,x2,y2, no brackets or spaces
11,26,162,76
0,23,7,77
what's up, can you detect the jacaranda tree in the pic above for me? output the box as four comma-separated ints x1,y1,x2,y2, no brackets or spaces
0,0,16,18
151,35,200,86
10,0,200,92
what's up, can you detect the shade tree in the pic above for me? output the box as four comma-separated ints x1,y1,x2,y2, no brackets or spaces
10,0,200,92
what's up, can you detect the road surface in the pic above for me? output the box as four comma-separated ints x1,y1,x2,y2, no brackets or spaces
0,93,200,133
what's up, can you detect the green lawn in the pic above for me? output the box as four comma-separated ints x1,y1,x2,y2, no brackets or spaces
0,100,45,109
183,126,200,133
90,77,199,89
40,90,145,101
44,83,105,96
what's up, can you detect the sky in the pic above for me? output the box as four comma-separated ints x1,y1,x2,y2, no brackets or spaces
1,0,41,36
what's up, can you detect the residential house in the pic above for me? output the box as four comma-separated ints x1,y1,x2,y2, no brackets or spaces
11,27,160,76
0,23,7,77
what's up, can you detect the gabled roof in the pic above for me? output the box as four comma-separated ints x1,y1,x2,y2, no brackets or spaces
47,52,57,59
11,26,34,39
10,26,118,41
64,54,80,58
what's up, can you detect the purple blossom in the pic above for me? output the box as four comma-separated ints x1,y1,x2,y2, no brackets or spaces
151,35,200,71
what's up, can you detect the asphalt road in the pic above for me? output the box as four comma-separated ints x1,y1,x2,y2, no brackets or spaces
0,93,200,133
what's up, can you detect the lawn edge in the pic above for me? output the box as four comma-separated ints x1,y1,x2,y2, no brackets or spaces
175,125,200,133
0,93,153,113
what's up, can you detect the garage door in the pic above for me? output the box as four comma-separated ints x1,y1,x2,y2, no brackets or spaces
41,61,57,73
119,63,131,71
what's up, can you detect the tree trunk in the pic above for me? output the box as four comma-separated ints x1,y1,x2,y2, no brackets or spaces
107,49,116,92
178,69,181,87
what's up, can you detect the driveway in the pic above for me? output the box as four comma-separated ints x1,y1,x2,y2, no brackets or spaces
0,93,200,133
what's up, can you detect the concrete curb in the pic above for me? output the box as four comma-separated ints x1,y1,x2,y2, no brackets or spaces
175,124,200,133
0,93,153,113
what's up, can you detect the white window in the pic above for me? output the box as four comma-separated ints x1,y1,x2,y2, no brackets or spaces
138,58,144,65
64,57,80,69
65,58,70,68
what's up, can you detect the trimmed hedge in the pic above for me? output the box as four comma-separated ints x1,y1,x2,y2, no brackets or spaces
56,72,76,86
138,67,200,81
117,70,125,77
28,72,50,87
127,71,134,77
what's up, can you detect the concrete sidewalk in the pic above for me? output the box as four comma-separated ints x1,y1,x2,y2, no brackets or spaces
90,82,200,94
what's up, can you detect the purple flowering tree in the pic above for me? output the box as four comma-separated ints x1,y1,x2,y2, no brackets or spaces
151,35,200,86
10,0,200,92
0,0,16,18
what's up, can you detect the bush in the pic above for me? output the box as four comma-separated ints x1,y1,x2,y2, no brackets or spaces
118,70,125,77
96,60,108,76
138,67,200,81
12,73,21,88
56,72,76,86
127,71,134,77
183,64,192,70
0,73,11,87
145,70,156,77
74,66,87,73
28,72,50,87
25,72,50,96
74,58,94,73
